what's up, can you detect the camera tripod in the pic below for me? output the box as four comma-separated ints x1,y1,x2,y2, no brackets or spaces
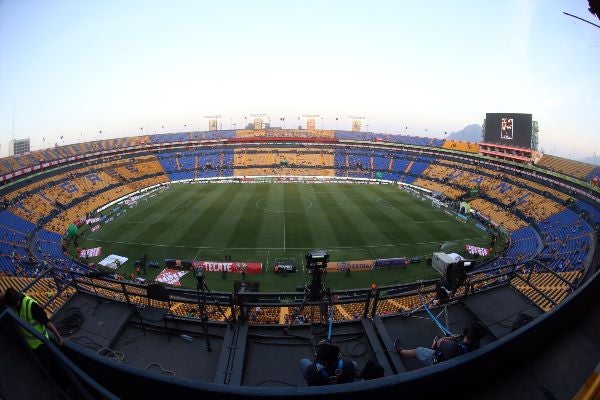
284,251,335,348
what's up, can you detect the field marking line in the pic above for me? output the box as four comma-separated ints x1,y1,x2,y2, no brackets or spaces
375,198,451,223
255,197,312,213
124,195,193,225
193,246,203,262
372,197,416,223
152,196,193,225
366,246,377,260
116,187,175,223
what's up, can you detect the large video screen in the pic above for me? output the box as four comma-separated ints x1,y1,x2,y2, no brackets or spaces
484,113,532,149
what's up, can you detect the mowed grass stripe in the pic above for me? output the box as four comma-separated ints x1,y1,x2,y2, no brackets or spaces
119,188,174,221
368,185,483,243
365,185,428,222
330,185,392,247
256,184,287,248
284,183,315,249
366,186,445,243
317,185,374,251
187,184,250,248
225,184,263,249
347,184,416,245
301,184,343,249
93,186,194,243
150,184,227,247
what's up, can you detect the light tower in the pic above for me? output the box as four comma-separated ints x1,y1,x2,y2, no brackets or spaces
302,114,320,131
205,115,222,131
348,116,366,132
248,114,267,130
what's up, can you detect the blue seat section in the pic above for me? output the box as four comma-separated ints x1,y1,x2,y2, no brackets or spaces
536,209,593,272
334,131,444,147
576,200,600,227
476,227,540,271
157,149,234,181
335,131,377,141
333,148,433,182
405,156,434,184
192,130,235,140
584,166,600,182
334,149,377,178
150,132,192,144
0,210,36,274
371,152,400,181
150,130,236,144
410,158,434,176
33,229,90,275
334,152,347,170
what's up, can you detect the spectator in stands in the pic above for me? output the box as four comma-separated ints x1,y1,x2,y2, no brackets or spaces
394,322,486,367
300,341,357,385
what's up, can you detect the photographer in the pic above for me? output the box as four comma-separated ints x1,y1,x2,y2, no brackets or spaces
394,322,486,367
300,341,357,385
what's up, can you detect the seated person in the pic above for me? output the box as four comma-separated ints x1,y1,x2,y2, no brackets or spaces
300,341,357,385
395,322,486,367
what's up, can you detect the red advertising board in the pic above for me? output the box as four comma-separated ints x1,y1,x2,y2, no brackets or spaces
193,261,262,274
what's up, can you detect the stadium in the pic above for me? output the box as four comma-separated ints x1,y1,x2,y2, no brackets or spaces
0,122,599,399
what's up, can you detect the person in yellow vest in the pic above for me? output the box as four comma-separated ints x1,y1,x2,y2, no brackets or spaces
3,287,64,349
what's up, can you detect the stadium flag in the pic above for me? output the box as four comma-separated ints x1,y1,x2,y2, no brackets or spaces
466,244,489,257
155,268,188,286
79,247,102,258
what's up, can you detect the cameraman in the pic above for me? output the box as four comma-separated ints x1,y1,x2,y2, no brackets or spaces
300,341,357,385
394,322,486,366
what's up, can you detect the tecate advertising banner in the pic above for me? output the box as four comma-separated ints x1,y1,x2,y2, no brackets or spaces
193,261,263,274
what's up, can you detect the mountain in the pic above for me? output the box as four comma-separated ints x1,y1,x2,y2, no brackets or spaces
446,124,482,142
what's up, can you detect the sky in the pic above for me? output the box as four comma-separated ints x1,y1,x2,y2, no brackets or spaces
0,0,598,160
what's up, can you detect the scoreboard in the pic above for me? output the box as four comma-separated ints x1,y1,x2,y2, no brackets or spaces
484,113,533,149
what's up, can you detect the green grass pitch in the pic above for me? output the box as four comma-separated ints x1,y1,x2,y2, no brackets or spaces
78,183,492,291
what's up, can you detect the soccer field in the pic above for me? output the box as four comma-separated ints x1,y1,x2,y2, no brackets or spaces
82,183,491,291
